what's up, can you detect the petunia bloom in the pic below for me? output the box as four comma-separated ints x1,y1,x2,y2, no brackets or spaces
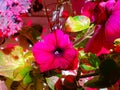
32,30,78,72
81,0,120,55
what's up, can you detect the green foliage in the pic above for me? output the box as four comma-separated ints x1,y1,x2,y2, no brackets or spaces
81,64,96,71
84,57,120,88
88,54,100,68
65,15,90,32
0,46,34,82
46,76,59,90
23,73,32,84
77,87,84,90
19,67,32,78
79,52,100,71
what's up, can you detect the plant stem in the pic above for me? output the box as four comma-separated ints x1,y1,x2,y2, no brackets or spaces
79,72,99,78
73,27,94,46
43,2,53,31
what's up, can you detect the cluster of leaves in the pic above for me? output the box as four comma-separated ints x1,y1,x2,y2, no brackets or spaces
84,53,120,88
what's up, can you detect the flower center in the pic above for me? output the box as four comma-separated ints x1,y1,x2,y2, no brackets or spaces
54,48,63,55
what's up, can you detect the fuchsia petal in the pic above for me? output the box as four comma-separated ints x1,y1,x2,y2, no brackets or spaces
33,41,54,52
39,57,59,72
105,0,115,13
81,2,97,22
85,26,109,55
55,30,72,48
56,57,71,69
43,32,57,50
105,11,120,48
114,0,120,10
34,51,53,64
63,48,77,61
63,48,78,69
71,0,85,15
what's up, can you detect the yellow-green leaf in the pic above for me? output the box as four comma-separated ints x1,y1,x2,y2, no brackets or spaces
0,45,34,81
81,64,95,71
23,73,32,85
65,15,90,32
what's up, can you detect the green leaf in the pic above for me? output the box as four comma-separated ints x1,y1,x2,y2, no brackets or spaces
0,46,34,81
88,54,100,68
78,50,87,59
46,76,59,90
77,87,84,90
65,15,90,32
13,66,32,81
81,64,95,71
23,73,32,84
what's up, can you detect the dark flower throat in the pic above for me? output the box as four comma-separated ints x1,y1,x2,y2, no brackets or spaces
54,48,63,55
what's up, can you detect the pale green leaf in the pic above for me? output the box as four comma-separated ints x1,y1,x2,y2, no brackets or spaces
23,73,32,85
46,76,59,90
65,15,90,32
0,46,34,81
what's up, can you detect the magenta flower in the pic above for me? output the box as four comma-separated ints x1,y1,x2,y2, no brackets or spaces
81,0,120,55
32,30,78,72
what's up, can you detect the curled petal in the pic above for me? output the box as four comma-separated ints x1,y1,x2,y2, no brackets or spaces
105,10,120,48
85,26,110,55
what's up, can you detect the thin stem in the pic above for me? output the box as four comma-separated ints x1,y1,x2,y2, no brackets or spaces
73,27,94,46
76,66,82,81
79,72,99,78
68,0,74,16
43,2,53,31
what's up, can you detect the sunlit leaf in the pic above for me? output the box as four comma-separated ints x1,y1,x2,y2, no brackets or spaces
46,76,59,90
81,64,95,71
23,72,32,85
65,15,90,32
88,54,100,68
0,45,34,81
78,49,88,59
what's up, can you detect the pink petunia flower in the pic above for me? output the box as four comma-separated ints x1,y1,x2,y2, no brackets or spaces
32,30,78,72
81,0,120,55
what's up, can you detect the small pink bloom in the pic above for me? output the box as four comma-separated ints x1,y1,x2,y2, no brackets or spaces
32,30,78,72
